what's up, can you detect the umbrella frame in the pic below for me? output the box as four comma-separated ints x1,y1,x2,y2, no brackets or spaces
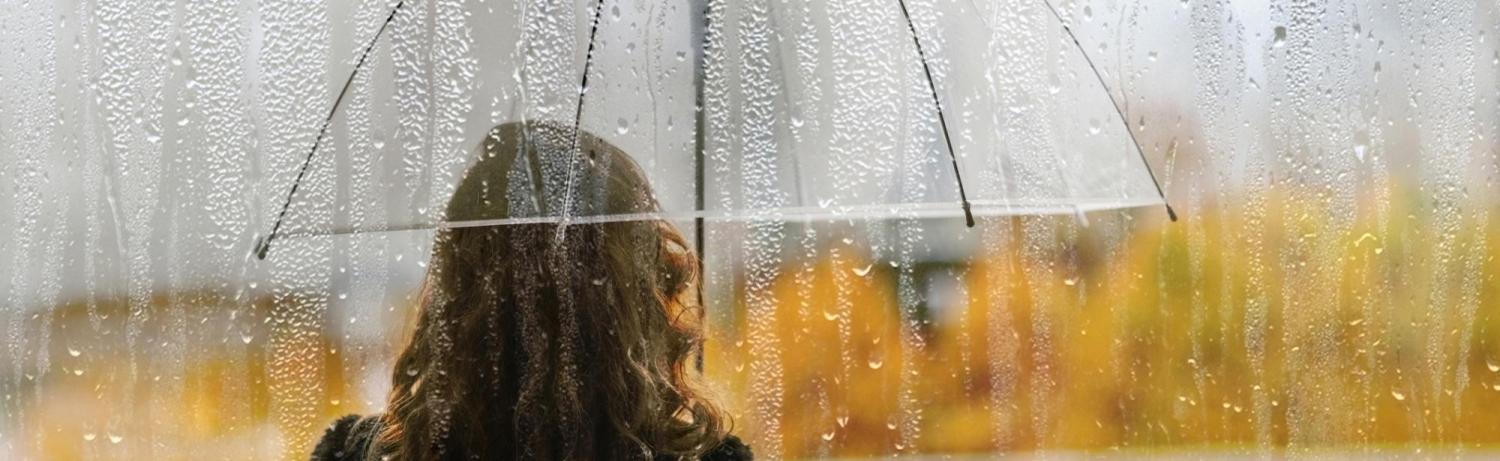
252,0,1176,260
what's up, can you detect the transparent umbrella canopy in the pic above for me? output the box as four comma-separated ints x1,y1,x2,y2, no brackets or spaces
254,0,1170,258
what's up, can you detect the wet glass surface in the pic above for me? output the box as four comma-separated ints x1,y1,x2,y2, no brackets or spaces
1,0,1498,459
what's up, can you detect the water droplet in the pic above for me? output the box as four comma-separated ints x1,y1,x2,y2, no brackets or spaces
616,118,630,135
1273,26,1287,47
852,263,873,277
1391,390,1406,401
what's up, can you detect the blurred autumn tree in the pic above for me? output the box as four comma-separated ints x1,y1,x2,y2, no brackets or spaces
707,179,1500,458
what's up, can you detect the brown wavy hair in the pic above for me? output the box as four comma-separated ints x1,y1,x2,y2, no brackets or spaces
376,121,726,460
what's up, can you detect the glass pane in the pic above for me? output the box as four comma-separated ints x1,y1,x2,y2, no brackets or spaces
1,0,1497,459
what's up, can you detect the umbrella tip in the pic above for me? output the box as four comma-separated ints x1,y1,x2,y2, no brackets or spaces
1165,204,1179,223
962,201,975,228
254,236,271,260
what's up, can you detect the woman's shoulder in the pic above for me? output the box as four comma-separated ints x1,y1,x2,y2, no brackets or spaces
310,414,750,461
698,434,753,461
310,414,383,461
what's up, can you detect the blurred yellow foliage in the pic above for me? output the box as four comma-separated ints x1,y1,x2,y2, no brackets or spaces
707,183,1500,458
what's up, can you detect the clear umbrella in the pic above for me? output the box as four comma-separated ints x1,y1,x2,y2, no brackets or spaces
0,0,1177,458
253,0,1172,259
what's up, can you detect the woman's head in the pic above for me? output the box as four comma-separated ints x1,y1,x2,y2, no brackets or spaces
379,121,724,460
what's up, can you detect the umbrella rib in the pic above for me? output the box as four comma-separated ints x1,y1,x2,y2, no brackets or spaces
557,0,609,231
1040,0,1177,222
572,0,607,137
896,0,976,228
255,0,407,260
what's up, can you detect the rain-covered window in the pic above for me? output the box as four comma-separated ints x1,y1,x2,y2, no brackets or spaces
2,0,1498,459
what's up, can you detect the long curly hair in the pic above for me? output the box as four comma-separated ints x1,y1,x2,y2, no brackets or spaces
376,121,726,460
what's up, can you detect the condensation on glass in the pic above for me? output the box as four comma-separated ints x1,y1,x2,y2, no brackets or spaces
0,0,1497,459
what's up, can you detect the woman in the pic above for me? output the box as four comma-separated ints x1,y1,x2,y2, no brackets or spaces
312,122,751,461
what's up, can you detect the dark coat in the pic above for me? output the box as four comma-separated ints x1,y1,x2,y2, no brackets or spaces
310,414,753,461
